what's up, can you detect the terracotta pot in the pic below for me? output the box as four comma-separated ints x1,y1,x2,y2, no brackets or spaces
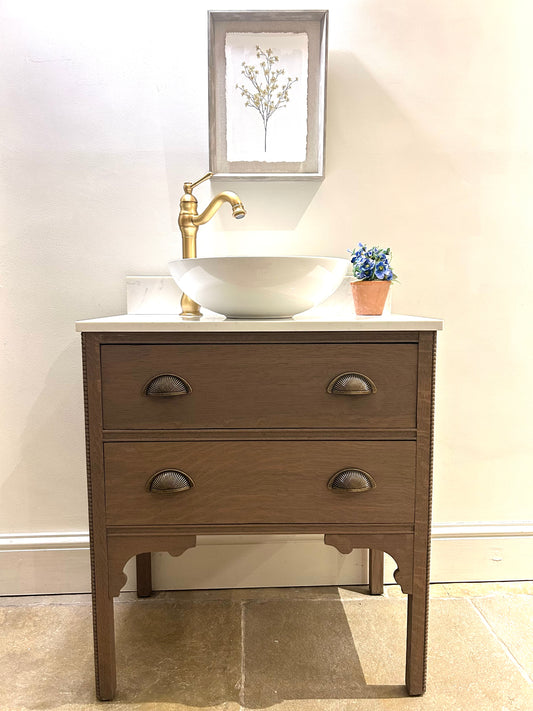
351,280,391,316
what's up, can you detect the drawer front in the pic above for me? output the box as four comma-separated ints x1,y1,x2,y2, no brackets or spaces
104,441,416,525
101,344,417,429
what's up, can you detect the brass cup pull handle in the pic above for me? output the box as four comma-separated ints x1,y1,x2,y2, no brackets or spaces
326,372,377,395
146,469,194,494
327,468,376,493
145,374,192,397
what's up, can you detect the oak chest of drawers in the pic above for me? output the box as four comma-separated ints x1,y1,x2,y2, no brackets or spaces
80,321,439,701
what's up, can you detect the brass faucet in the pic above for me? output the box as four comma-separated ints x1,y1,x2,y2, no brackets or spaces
178,171,246,317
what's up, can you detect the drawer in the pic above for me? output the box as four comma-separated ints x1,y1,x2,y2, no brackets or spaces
103,441,416,525
101,344,417,429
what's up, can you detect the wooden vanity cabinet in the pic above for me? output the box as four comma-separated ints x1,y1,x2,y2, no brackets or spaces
82,328,436,701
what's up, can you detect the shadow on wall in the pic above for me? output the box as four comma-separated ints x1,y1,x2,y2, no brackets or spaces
218,178,323,232
164,168,323,234
0,340,88,533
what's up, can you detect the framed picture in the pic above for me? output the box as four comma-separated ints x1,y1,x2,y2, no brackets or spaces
208,10,328,180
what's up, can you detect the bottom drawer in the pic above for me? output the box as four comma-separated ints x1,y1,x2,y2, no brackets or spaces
104,441,416,526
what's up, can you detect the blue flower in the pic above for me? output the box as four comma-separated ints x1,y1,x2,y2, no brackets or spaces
348,242,397,282
374,261,388,279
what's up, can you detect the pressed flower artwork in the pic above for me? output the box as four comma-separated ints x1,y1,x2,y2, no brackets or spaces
225,32,308,162
236,46,299,153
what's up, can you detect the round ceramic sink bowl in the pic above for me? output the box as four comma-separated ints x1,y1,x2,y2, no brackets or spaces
168,256,349,319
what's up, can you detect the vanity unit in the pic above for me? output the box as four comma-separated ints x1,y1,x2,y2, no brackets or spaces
77,313,442,700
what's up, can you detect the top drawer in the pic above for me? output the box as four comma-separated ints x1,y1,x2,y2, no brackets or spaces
101,343,417,430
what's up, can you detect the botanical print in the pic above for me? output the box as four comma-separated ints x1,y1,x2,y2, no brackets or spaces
236,46,299,153
225,32,308,163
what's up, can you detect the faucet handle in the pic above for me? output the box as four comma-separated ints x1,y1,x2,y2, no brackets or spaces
184,172,213,194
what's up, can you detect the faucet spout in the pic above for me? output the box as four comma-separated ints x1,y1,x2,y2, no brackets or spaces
194,191,246,226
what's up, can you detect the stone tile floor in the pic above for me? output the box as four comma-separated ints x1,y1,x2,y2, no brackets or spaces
0,582,531,711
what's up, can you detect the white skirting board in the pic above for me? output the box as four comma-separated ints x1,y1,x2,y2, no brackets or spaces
1,524,532,596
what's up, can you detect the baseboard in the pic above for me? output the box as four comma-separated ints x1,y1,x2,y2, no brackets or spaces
422,521,533,585
1,523,532,596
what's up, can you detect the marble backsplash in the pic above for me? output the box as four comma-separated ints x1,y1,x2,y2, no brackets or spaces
126,276,392,317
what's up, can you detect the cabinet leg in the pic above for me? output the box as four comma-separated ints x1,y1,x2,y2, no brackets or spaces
91,556,116,700
405,586,429,695
136,552,152,598
368,549,384,595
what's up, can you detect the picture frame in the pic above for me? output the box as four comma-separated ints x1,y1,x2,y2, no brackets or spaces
208,10,328,180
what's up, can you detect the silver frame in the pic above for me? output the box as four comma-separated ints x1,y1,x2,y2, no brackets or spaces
208,10,328,181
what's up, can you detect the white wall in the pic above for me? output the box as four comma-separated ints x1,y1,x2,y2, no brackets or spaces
1,0,532,593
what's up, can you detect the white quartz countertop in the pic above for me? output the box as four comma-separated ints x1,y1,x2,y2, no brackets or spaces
76,313,443,332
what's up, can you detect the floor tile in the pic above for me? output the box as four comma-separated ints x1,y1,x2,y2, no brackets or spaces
114,599,241,707
422,598,533,710
471,593,533,680
384,583,450,598
445,581,533,597
0,603,95,710
1,584,532,711
0,597,241,711
0,593,92,607
240,594,533,711
118,585,356,604
336,585,378,601
242,596,377,708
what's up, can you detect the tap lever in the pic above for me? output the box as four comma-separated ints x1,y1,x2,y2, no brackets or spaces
184,172,213,194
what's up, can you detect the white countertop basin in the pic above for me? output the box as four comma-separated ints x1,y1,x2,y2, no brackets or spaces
168,256,349,319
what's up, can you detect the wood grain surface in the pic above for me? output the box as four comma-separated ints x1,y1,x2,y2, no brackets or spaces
101,343,418,429
103,440,416,525
82,328,437,700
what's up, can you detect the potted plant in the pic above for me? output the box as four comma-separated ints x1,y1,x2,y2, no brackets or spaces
348,242,397,315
